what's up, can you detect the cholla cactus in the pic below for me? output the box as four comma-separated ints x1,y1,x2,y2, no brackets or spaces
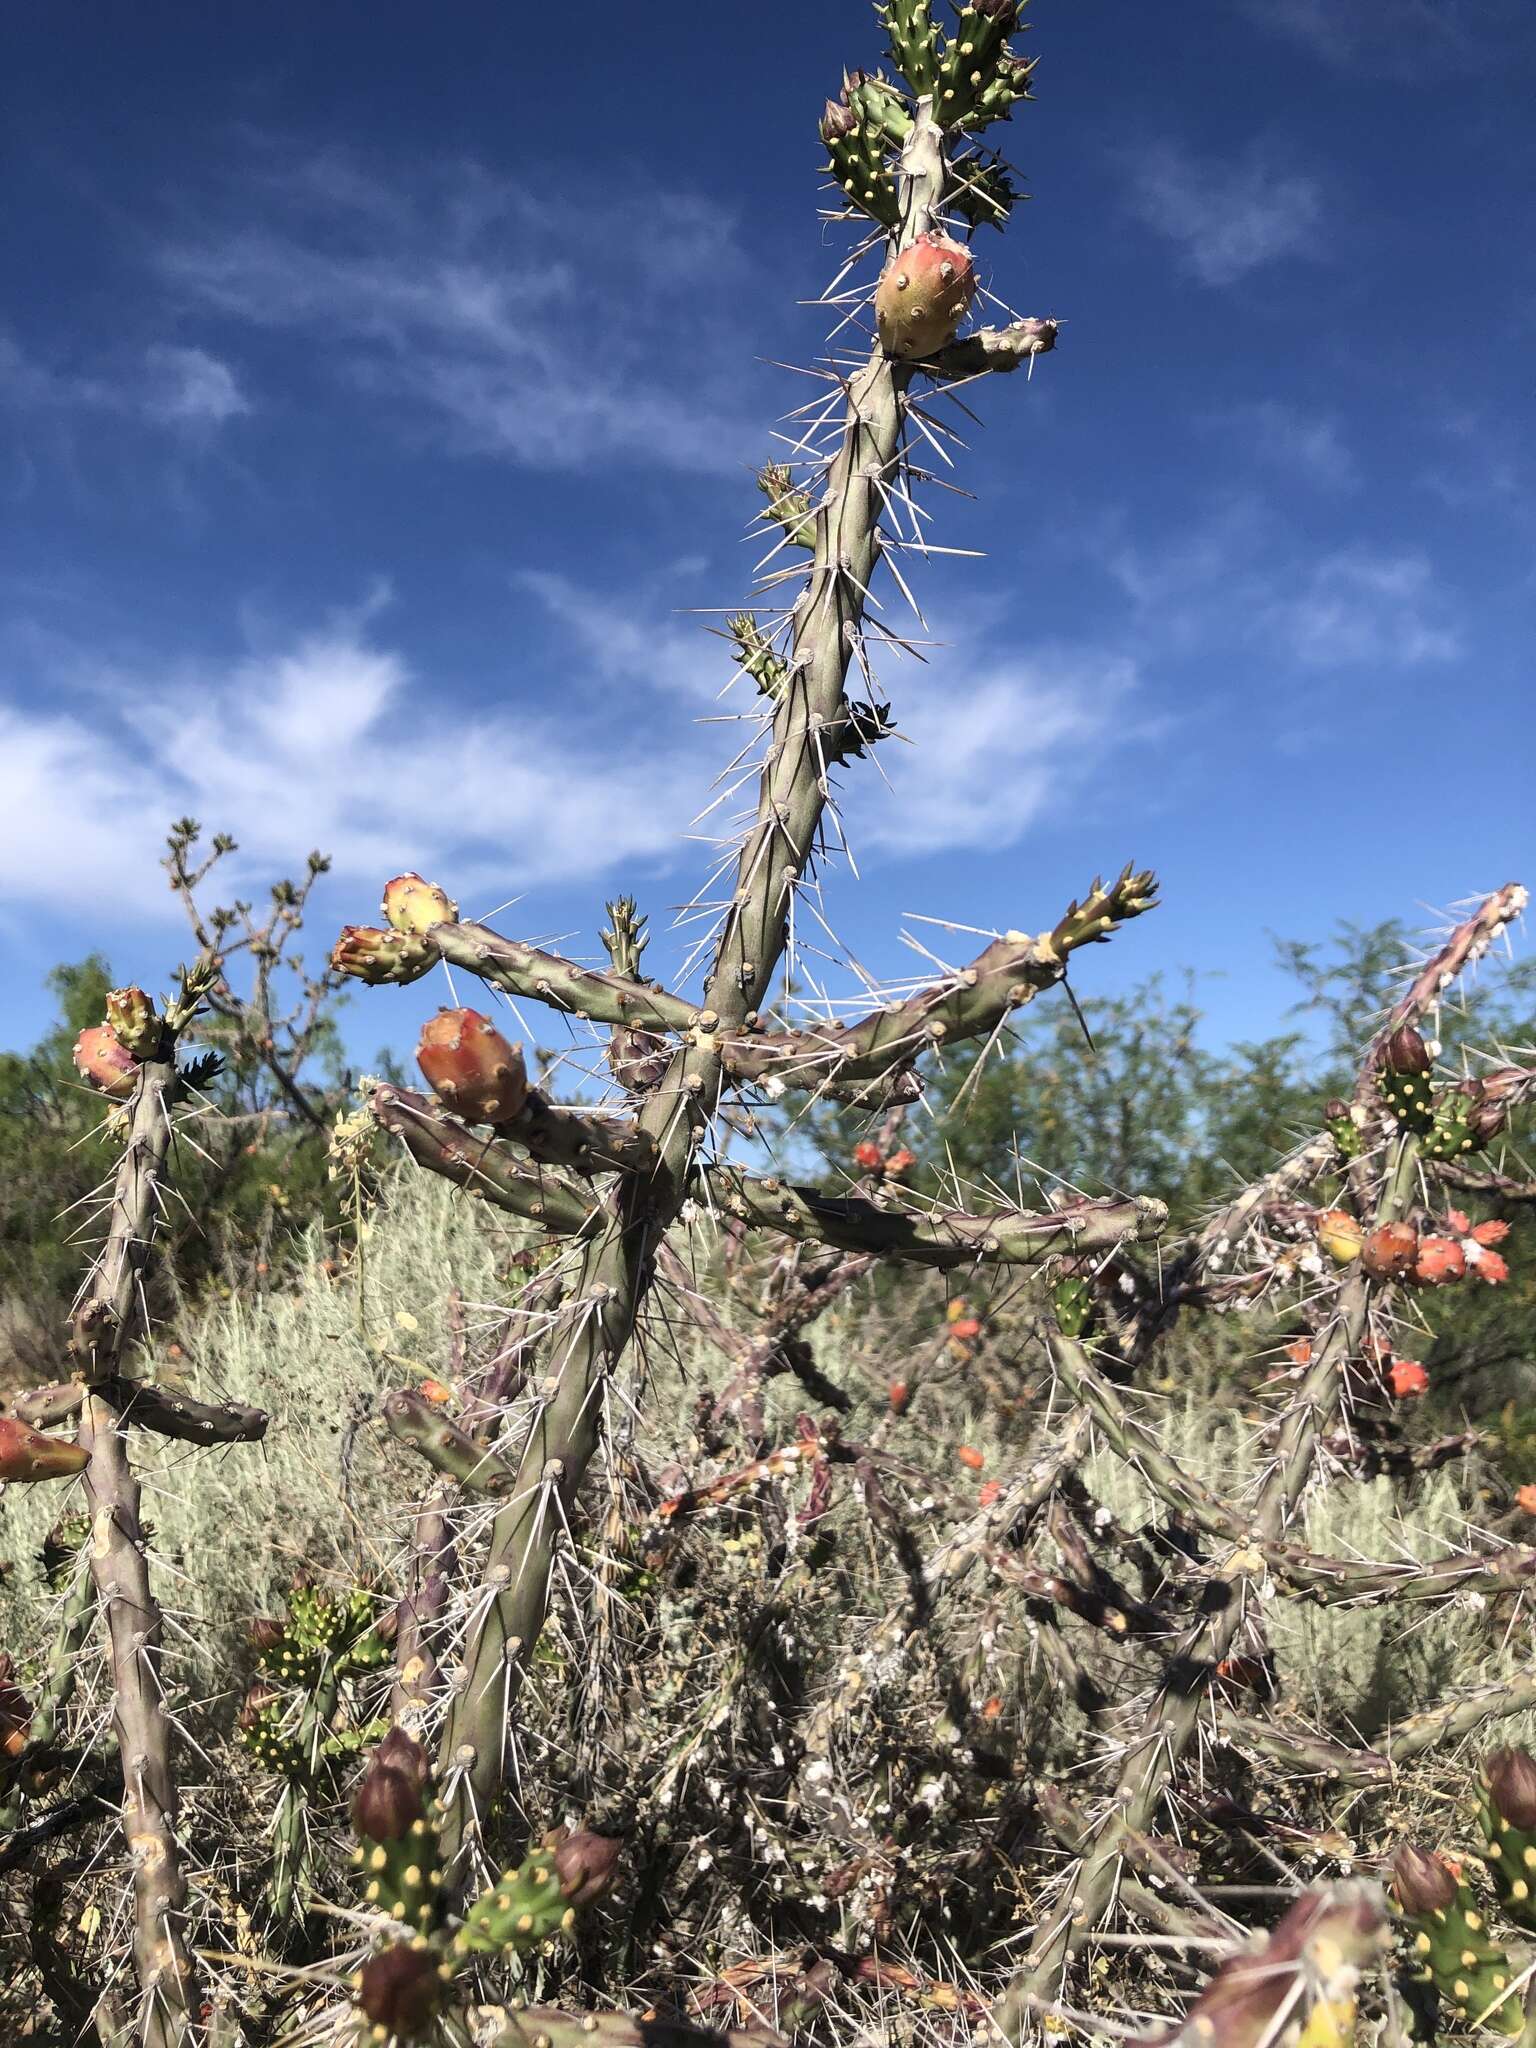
2,9,1533,2048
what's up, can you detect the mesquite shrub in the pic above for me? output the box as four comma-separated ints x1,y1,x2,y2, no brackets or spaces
2,7,1534,2048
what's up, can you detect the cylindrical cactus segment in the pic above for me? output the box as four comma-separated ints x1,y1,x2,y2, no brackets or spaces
934,1,1026,128
1390,1844,1524,2034
452,1846,576,1957
1478,1748,1536,1933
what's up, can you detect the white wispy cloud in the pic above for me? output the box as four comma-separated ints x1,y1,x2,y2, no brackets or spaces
158,147,769,474
1109,503,1461,670
1235,0,1519,75
0,330,250,431
1123,140,1323,286
1209,399,1356,490
1267,550,1461,666
0,598,703,919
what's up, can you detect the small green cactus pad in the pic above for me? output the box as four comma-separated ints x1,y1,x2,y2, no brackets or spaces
1421,1090,1482,1161
729,615,788,701
1326,1107,1362,1160
1378,1064,1435,1136
879,0,942,95
1052,1275,1093,1339
824,126,900,229
934,3,1029,129
263,1584,390,1684
352,1816,446,1935
756,463,816,550
454,1847,576,1958
1394,1879,1525,2034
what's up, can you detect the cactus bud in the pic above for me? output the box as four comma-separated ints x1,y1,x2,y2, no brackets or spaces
1360,1222,1418,1281
974,0,1020,15
247,1615,284,1654
546,1826,622,1906
0,1415,89,1483
874,232,976,359
1413,1235,1465,1286
353,1756,425,1843
1382,1024,1431,1075
417,1008,528,1127
1391,1843,1458,1915
1323,1098,1350,1122
73,1023,137,1099
105,987,161,1059
356,1941,441,2037
382,873,459,937
1486,1748,1536,1831
237,1678,278,1731
821,97,858,142
373,1726,430,1788
1466,1089,1509,1145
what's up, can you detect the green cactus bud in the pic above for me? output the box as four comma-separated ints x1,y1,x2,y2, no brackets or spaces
1378,1049,1435,1135
756,462,816,549
1421,1087,1479,1160
1390,1844,1524,2033
1052,1275,1093,1339
1324,1097,1362,1160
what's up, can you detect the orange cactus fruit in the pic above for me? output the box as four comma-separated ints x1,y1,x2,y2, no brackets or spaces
1469,1246,1510,1285
1285,1338,1313,1365
957,1445,985,1471
1360,1221,1419,1281
418,1379,453,1405
948,1317,983,1342
874,232,976,359
884,1147,916,1177
1388,1358,1429,1398
1413,1235,1465,1286
1516,1484,1536,1516
978,1479,1002,1506
73,1022,137,1098
0,1414,89,1483
416,1008,528,1126
888,1379,910,1415
1314,1209,1363,1263
853,1140,885,1172
382,872,459,936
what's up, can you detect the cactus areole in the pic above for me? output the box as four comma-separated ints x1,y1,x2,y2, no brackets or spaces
874,230,976,357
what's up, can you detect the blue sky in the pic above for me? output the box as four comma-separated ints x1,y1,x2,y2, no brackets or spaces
3,0,1534,1068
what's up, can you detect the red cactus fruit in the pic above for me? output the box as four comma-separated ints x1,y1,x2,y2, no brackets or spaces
356,1941,442,2035
874,232,976,359
1388,1358,1428,1398
417,1008,528,1127
1470,1247,1510,1285
105,987,160,1059
888,1379,910,1415
1359,1221,1418,1281
382,873,458,937
73,1023,137,1099
957,1445,985,1471
0,1415,89,1483
1413,1235,1465,1286
885,1147,916,1177
853,1140,885,1172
